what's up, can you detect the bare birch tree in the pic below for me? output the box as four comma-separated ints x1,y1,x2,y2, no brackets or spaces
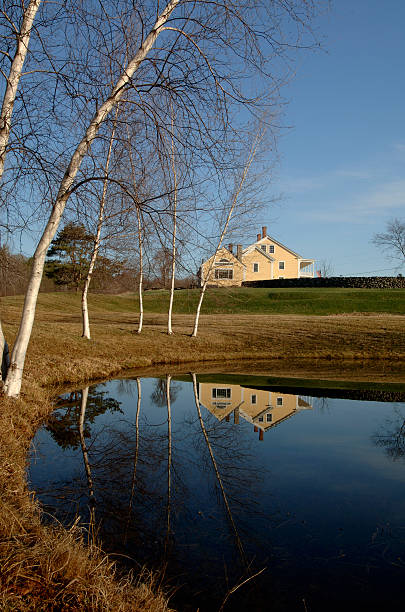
0,0,41,383
192,127,266,337
3,0,320,396
167,108,178,335
4,0,182,397
81,107,120,339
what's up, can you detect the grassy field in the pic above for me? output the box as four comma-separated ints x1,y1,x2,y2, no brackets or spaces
4,286,404,318
1,289,404,610
117,286,405,315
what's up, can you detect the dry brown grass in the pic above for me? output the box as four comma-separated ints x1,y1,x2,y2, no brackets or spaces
0,294,404,610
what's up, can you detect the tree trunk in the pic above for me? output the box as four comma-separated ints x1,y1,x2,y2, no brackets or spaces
192,128,264,337
167,107,177,335
136,206,144,333
0,0,42,178
81,107,119,339
126,123,145,335
4,0,181,397
0,1,42,387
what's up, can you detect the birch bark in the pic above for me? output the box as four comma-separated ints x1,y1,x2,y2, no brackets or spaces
126,126,144,334
81,107,119,339
0,0,42,385
0,0,42,179
191,129,265,337
136,206,144,333
167,109,177,335
4,0,181,397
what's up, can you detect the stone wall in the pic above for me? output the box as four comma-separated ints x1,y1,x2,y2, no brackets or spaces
242,276,405,289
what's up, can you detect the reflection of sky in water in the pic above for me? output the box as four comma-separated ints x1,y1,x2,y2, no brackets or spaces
29,376,405,612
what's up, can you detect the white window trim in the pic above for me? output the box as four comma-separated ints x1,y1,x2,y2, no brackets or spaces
279,261,285,270
253,262,259,273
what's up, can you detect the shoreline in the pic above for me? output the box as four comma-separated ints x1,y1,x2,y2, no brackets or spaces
1,304,404,609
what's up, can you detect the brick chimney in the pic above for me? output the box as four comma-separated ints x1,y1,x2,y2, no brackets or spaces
256,233,261,241
262,226,267,238
228,243,233,254
236,244,243,261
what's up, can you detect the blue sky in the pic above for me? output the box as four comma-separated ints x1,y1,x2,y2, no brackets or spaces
255,0,405,276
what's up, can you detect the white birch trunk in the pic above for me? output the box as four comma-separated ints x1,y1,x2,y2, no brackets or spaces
4,0,181,397
167,108,177,335
136,206,144,333
81,108,119,339
0,0,41,179
191,129,265,337
126,124,145,334
0,1,42,383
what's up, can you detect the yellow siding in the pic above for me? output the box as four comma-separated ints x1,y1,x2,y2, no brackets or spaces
200,247,244,287
243,249,273,281
252,237,299,279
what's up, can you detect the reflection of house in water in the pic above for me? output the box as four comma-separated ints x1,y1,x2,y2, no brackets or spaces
198,383,312,441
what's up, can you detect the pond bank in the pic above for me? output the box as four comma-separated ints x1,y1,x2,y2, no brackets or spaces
1,306,404,609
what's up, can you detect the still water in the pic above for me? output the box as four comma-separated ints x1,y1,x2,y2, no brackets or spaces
29,373,405,611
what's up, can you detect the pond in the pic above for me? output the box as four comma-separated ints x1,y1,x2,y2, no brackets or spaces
29,372,405,612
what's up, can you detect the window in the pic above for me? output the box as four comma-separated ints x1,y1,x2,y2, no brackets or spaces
258,416,264,422
266,413,272,423
260,245,266,252
253,263,259,273
276,397,283,406
251,394,257,404
269,245,275,254
215,269,233,279
279,276,284,279
279,261,285,270
212,388,231,399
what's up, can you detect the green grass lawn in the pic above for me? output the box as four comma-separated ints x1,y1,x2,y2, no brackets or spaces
4,287,404,317
140,286,405,316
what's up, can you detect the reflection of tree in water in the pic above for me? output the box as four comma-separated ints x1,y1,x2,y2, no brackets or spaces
372,404,405,461
150,377,181,407
41,375,272,608
46,385,122,450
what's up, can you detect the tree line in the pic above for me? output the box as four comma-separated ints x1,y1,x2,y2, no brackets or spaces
0,0,321,397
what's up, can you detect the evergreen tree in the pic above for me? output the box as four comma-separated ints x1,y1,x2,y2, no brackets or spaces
45,223,95,291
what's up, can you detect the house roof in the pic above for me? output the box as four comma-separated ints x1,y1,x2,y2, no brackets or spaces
242,245,275,261
255,234,301,258
202,246,246,267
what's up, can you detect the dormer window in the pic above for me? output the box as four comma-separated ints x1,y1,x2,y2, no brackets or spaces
260,245,266,252
269,245,275,254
